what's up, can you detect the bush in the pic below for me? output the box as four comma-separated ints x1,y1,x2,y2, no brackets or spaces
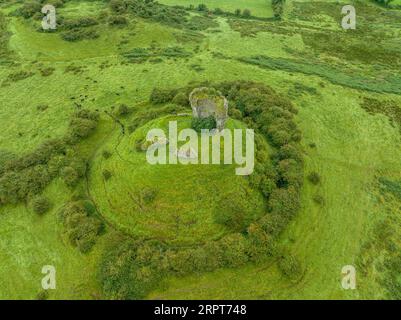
307,172,321,185
102,169,112,181
269,186,300,220
213,8,223,15
61,166,79,188
61,28,99,42
31,196,52,215
98,238,161,299
272,0,286,19
234,9,241,16
102,150,112,159
36,290,49,300
109,0,128,13
191,116,216,132
217,233,249,267
313,194,325,206
108,15,128,26
142,187,157,204
172,92,189,106
115,104,132,117
149,88,176,104
19,1,42,19
68,117,97,141
59,201,103,253
242,9,251,18
62,17,98,30
278,253,302,279
197,4,208,12
213,191,257,232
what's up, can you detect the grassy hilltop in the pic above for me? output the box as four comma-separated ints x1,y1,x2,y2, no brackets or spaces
0,0,401,300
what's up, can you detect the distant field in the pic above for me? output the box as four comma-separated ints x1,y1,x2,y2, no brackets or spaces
159,0,274,17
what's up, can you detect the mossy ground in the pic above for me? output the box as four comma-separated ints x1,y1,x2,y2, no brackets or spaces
1,0,401,299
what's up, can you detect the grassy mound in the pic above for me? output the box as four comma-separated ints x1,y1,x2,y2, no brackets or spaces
90,115,265,245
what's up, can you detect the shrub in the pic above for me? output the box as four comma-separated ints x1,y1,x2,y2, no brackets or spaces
0,171,22,204
36,290,49,300
31,196,52,215
19,1,42,19
197,4,208,12
272,0,286,19
278,144,303,164
278,253,302,279
172,92,189,106
61,28,99,42
142,187,157,204
269,186,300,220
98,238,161,299
102,150,112,159
213,191,256,232
68,117,97,141
61,166,79,188
277,159,303,189
108,15,128,26
103,169,112,181
214,8,223,15
62,17,98,30
109,0,127,13
242,9,251,18
59,201,103,253
217,233,249,267
191,116,216,132
313,194,325,206
115,104,132,117
149,88,176,104
307,172,321,185
234,9,241,16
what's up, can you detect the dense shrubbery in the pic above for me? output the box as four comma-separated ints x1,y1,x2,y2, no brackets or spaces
61,28,99,42
99,236,163,299
59,200,104,253
31,195,52,215
191,115,216,132
108,15,128,26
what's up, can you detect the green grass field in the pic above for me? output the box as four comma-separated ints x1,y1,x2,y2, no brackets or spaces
1,0,401,300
